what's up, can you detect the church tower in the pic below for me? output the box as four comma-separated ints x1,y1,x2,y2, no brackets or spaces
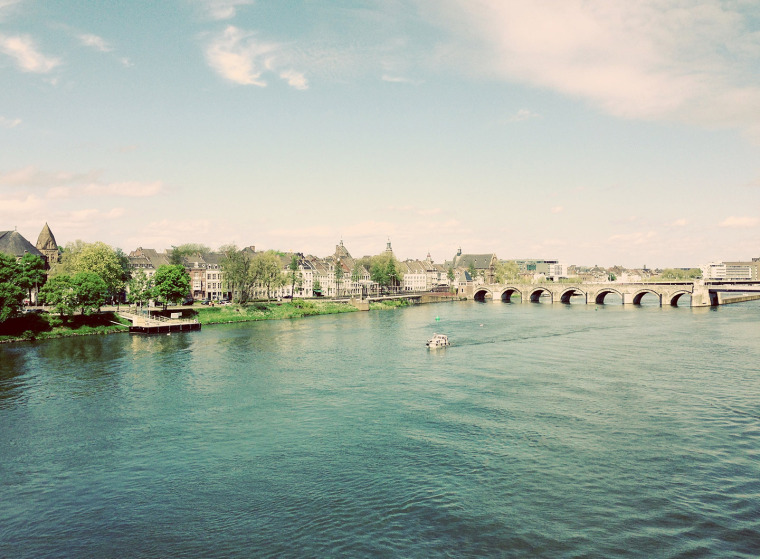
36,222,59,266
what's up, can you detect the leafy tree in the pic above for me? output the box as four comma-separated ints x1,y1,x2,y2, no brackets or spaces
493,260,519,283
467,261,477,281
288,254,302,297
254,251,284,300
0,253,24,323
334,259,344,297
39,275,77,318
152,264,191,309
369,253,400,291
54,241,127,303
72,271,108,314
113,248,133,306
219,244,258,303
657,268,702,280
127,269,153,307
447,267,455,282
170,243,211,265
17,253,47,303
313,279,322,295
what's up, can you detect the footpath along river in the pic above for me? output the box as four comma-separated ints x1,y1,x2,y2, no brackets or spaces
1,299,759,557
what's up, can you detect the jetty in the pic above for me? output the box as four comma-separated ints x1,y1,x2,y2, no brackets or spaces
119,309,201,334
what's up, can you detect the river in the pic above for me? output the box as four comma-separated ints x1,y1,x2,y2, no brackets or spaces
1,300,759,557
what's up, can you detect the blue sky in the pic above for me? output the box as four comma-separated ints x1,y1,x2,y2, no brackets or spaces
1,0,759,268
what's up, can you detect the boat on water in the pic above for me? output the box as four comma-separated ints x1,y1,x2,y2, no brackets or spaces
426,333,450,348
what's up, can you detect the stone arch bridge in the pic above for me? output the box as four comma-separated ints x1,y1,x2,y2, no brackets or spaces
466,282,720,307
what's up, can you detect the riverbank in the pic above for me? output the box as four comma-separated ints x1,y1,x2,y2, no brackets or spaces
0,299,411,343
0,312,131,343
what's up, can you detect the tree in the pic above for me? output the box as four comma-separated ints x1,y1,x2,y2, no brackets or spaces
170,243,211,265
127,269,153,308
334,259,344,297
467,261,477,281
152,264,190,309
288,254,302,297
0,253,24,323
39,275,77,318
447,267,455,282
54,241,127,303
17,253,47,303
219,244,258,303
254,251,284,300
369,253,400,292
113,248,133,306
72,271,108,314
493,260,519,283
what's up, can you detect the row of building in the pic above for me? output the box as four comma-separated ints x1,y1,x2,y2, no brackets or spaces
2,223,759,303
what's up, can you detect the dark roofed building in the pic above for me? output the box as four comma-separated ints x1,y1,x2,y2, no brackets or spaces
0,229,45,261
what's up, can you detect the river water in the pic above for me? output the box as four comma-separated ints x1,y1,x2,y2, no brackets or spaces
1,300,759,558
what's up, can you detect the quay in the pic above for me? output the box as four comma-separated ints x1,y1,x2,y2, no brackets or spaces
119,310,201,334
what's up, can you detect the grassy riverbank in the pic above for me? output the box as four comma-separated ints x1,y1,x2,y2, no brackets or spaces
188,300,358,324
0,312,131,343
0,299,413,343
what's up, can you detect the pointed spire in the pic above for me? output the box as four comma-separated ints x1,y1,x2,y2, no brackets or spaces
36,222,57,251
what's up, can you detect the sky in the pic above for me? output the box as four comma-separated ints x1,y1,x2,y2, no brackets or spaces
1,0,759,268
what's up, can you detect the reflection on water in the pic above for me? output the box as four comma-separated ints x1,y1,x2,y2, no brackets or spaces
1,301,759,558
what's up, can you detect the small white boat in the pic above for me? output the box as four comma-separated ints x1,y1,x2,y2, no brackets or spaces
426,333,450,348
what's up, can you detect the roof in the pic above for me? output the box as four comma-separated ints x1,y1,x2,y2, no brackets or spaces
453,253,497,270
36,222,57,252
0,230,44,259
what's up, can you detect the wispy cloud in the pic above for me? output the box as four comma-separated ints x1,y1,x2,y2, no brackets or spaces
0,166,102,187
0,33,60,73
427,1,760,135
671,218,688,227
550,206,563,214
0,115,21,128
508,108,540,122
719,216,759,228
78,33,111,52
382,74,423,85
198,0,254,21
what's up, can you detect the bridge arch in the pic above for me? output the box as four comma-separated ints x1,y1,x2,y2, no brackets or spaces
593,288,623,305
473,287,493,302
632,289,661,305
664,290,698,307
559,287,586,304
527,287,553,303
497,286,523,303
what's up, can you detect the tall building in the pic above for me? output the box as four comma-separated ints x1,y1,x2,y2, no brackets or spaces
35,222,59,266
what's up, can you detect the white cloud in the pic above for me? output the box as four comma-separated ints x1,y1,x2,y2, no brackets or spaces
204,26,309,89
205,26,277,86
279,69,308,90
198,0,254,20
672,218,688,227
0,115,21,128
426,1,760,135
0,33,60,73
79,33,111,52
509,108,540,122
718,216,759,228
550,206,563,214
